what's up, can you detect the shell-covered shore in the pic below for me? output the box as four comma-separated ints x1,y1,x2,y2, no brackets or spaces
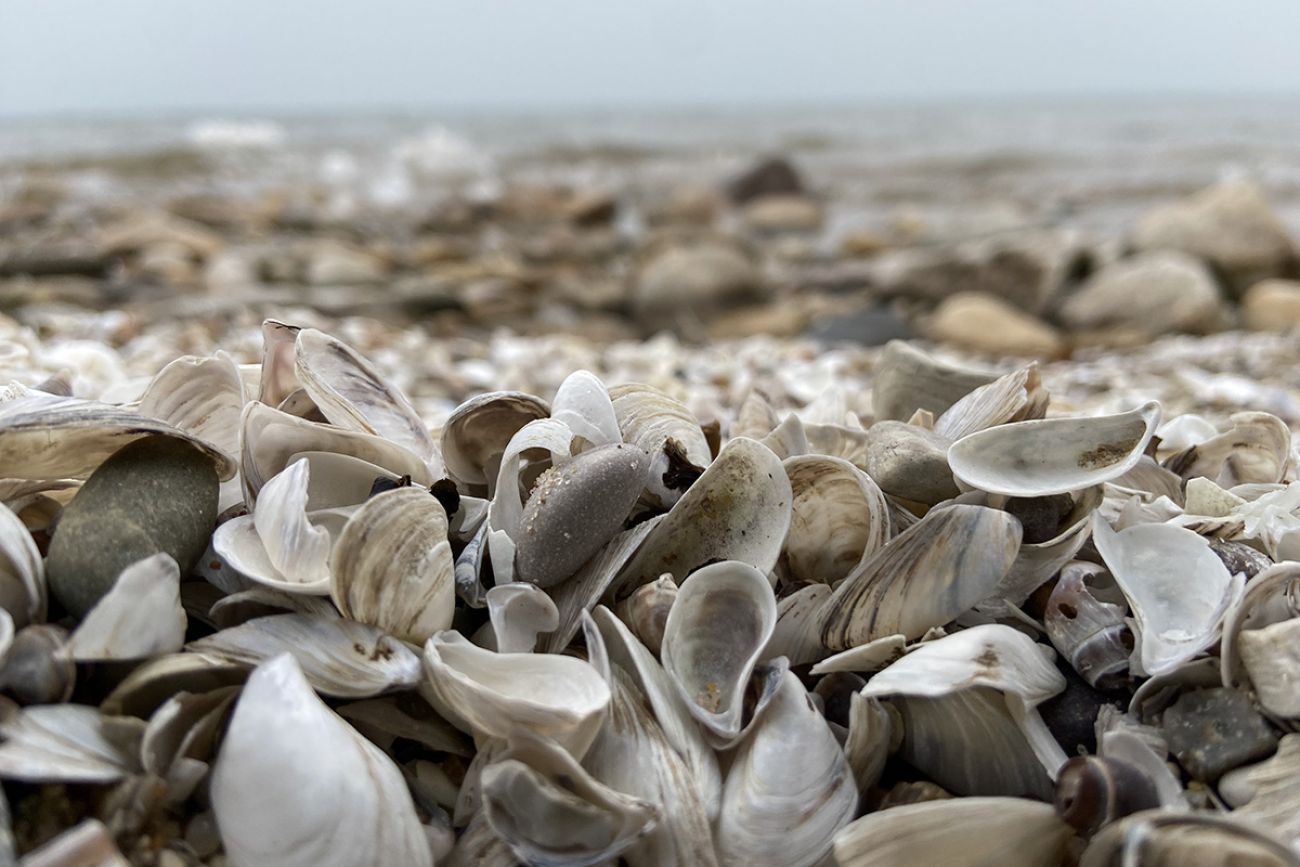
2,309,1300,865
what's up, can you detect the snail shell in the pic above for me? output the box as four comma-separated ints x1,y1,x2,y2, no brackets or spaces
1054,755,1160,837
1044,561,1133,690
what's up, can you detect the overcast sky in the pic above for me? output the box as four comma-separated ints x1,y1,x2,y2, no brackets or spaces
4,0,1300,117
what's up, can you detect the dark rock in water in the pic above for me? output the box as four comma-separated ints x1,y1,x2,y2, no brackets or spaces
1161,687,1278,782
725,156,805,205
514,443,650,589
808,304,913,346
46,436,219,618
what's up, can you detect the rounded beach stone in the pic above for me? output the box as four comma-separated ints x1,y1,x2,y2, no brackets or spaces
46,436,219,617
514,443,650,588
862,421,959,505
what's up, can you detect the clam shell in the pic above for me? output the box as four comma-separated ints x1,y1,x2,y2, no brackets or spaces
100,653,247,718
211,654,432,867
764,583,834,667
715,669,858,867
1079,811,1299,867
781,454,890,586
484,583,558,653
329,487,455,644
1220,561,1300,720
614,575,677,658
550,369,622,449
138,351,248,511
0,390,236,481
833,797,1073,867
440,390,550,492
1163,411,1291,486
481,735,658,867
933,363,1049,441
845,692,894,792
422,631,610,757
660,561,777,747
1092,513,1245,677
241,401,430,505
213,458,334,595
861,624,1068,799
294,327,438,465
817,504,1021,651
948,401,1161,497
258,319,301,407
187,613,422,698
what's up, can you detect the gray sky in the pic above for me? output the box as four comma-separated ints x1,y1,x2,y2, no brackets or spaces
3,0,1300,117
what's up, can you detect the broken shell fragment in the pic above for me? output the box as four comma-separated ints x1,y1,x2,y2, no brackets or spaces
948,401,1161,497
660,561,777,747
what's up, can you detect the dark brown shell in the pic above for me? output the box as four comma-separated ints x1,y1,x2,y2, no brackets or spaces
1054,755,1160,837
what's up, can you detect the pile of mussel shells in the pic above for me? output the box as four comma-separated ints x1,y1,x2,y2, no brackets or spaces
0,326,1298,866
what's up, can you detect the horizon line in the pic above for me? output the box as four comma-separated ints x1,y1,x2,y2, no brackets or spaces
6,88,1300,123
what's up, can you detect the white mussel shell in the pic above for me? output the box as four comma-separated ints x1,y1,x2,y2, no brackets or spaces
19,818,128,866
948,401,1161,497
240,402,431,505
0,390,237,481
0,703,143,784
781,454,890,586
861,624,1068,799
759,413,810,460
810,633,907,676
932,363,1049,441
422,631,610,757
440,391,550,493
833,796,1073,867
484,417,575,585
818,504,1021,651
660,560,777,747
480,735,658,867
611,437,791,599
845,692,895,792
213,458,334,594
142,686,237,805
715,669,858,867
67,553,186,661
330,487,455,644
0,500,44,628
1164,411,1291,487
1092,513,1245,677
294,327,438,466
188,613,421,698
211,654,432,867
485,583,558,653
292,450,399,510
550,369,621,450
